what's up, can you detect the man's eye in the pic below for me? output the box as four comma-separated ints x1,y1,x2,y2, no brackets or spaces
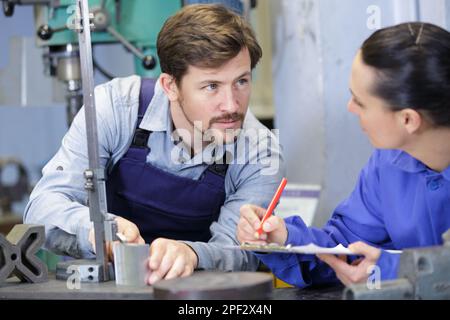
237,78,249,85
205,83,218,91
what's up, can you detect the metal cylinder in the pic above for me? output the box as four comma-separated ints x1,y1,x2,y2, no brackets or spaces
56,56,81,82
113,243,149,287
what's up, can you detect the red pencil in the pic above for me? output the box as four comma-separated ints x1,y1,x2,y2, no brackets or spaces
255,177,288,237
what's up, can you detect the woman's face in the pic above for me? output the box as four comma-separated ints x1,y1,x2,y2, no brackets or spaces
348,51,408,149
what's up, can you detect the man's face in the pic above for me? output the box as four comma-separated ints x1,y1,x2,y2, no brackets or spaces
172,48,252,145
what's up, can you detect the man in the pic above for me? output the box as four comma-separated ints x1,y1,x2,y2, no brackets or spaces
24,4,284,285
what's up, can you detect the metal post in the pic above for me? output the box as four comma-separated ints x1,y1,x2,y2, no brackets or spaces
71,0,116,282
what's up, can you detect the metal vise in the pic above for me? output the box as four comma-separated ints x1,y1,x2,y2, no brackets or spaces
0,224,48,285
344,229,450,300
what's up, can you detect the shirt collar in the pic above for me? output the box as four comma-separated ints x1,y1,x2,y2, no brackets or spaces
391,150,450,180
390,150,428,173
139,77,171,133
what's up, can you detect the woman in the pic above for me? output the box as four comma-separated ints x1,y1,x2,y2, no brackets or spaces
236,22,450,287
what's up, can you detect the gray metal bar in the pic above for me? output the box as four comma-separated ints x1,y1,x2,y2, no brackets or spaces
343,279,414,300
76,0,109,281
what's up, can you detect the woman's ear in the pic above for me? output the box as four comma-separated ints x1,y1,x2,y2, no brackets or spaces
159,73,179,102
399,108,423,134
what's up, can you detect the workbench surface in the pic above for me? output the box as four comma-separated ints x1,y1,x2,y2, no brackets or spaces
0,274,344,300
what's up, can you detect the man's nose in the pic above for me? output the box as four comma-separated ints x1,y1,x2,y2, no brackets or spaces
219,87,240,113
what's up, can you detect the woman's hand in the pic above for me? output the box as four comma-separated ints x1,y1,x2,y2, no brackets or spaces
237,204,288,245
317,241,381,286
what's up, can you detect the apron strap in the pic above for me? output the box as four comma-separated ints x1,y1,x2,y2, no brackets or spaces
207,153,229,178
131,77,156,148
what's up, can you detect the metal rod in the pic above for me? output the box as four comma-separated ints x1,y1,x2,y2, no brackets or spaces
76,0,109,281
106,26,145,60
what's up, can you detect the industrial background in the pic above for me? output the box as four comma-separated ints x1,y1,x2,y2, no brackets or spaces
1,0,449,228
0,0,449,301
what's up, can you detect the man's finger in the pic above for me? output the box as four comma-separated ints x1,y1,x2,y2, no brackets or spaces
149,251,176,284
180,264,194,278
123,225,140,243
149,239,166,270
164,256,186,280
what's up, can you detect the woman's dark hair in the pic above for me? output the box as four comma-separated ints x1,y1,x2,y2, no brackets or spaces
361,22,450,127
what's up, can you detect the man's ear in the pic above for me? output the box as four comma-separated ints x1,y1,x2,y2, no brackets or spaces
399,108,423,134
160,73,179,102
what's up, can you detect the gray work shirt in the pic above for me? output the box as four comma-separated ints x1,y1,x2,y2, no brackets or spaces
24,75,285,271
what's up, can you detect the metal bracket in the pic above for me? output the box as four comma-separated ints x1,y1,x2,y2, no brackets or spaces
0,224,48,285
55,259,114,283
343,228,450,300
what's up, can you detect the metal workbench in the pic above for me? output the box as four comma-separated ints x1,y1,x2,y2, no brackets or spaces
0,273,344,300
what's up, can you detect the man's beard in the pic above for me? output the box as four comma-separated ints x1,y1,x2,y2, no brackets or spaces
178,99,245,145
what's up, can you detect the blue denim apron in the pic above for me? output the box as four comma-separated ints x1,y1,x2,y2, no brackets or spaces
106,78,228,244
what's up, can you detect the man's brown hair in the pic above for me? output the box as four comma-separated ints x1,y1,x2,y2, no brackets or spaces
157,4,262,85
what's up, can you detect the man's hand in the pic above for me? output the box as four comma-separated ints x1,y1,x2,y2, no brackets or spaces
88,216,145,261
317,241,381,286
237,204,288,245
147,238,198,285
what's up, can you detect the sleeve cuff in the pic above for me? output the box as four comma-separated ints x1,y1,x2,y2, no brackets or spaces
181,241,213,270
376,249,401,281
285,216,310,245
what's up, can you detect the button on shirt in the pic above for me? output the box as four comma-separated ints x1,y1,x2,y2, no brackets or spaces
258,149,450,287
24,75,285,272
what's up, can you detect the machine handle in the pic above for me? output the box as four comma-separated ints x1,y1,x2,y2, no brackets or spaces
106,25,157,70
37,24,68,41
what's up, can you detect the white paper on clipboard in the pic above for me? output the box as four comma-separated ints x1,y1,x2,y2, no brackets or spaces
230,243,403,255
